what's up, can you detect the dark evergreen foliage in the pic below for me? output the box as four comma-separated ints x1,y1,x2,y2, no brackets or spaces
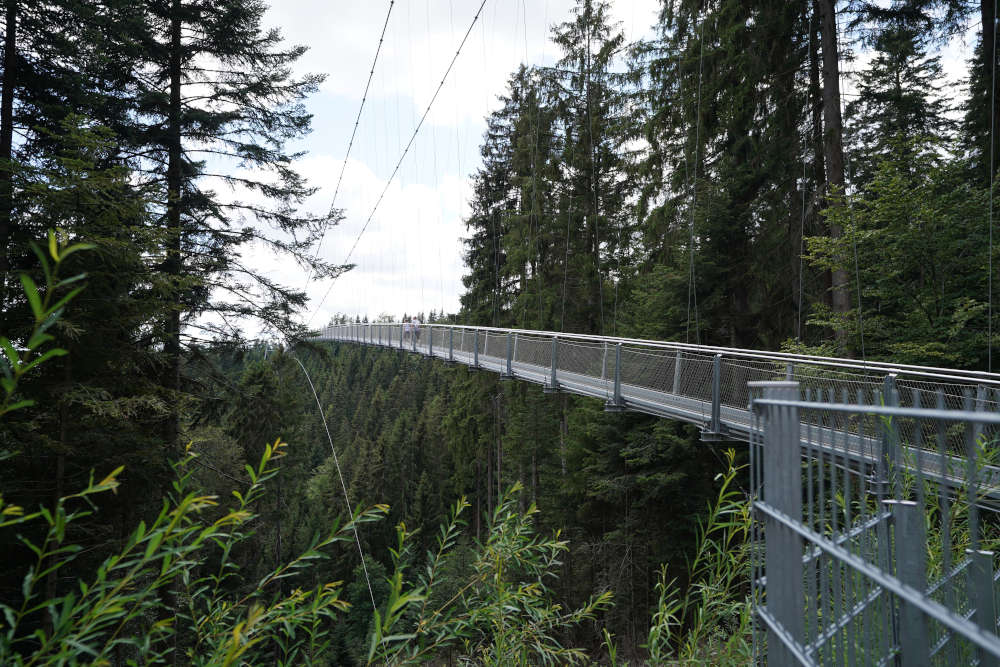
2,0,998,660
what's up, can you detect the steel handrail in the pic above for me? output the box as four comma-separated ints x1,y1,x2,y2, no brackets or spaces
317,322,1000,387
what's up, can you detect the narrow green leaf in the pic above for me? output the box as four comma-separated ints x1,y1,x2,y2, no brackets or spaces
20,348,68,375
58,243,94,260
47,286,85,316
19,274,43,320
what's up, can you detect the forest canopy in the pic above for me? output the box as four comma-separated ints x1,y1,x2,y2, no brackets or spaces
1,0,998,663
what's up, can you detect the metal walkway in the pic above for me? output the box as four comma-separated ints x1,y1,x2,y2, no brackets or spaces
317,322,1000,429
316,322,1000,484
317,322,1000,662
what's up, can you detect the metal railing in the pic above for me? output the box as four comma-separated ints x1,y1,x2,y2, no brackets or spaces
317,322,1000,448
751,381,1000,666
317,324,1000,663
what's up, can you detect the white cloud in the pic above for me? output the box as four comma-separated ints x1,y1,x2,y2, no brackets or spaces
252,0,659,331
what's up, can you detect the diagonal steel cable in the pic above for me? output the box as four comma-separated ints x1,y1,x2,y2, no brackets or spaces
306,0,491,328
304,1,396,288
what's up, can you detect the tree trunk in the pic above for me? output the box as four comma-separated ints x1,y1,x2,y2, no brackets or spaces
983,0,1000,176
161,3,183,662
809,0,831,312
164,0,183,451
0,0,16,312
817,0,851,344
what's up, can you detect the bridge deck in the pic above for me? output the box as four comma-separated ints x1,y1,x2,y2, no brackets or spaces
317,323,1000,493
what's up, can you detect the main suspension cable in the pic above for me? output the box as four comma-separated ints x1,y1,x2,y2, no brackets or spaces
304,1,395,287
307,0,491,327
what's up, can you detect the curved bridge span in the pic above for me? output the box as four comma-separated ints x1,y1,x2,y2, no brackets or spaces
316,321,1000,439
316,322,1000,663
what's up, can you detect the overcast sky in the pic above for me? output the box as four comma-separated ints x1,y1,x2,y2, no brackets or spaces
245,0,660,332
247,0,975,333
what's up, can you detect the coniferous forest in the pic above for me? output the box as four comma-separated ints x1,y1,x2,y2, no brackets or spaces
1,0,999,664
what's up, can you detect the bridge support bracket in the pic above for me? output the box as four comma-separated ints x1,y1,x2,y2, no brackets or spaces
699,426,733,442
604,343,625,412
499,332,514,380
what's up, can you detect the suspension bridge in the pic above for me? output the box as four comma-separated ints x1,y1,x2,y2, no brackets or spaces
302,3,1000,661
316,321,1000,664
317,321,1000,481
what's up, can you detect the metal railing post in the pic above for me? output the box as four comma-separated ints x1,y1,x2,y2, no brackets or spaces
707,353,722,436
886,500,929,665
500,333,513,379
672,351,682,395
755,381,803,667
969,548,998,667
876,373,900,498
544,336,559,393
785,362,794,381
605,343,624,411
400,324,404,350
412,325,417,352
975,384,989,446
449,327,454,362
473,329,479,368
428,327,434,357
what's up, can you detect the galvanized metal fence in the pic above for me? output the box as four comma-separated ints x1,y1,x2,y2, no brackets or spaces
318,323,1000,444
319,323,1000,663
751,381,1000,666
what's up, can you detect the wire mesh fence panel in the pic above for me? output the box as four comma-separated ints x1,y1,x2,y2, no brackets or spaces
720,357,787,409
479,330,491,359
674,352,716,404
618,346,676,394
752,381,1000,667
555,339,609,381
512,334,549,369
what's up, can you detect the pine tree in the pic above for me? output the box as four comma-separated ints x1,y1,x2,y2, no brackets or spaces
550,0,628,335
627,0,812,348
119,0,348,450
846,20,951,182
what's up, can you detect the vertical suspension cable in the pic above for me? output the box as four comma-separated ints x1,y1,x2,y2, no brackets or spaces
798,10,814,342
989,3,997,371
524,0,546,330
686,10,706,344
519,0,537,330
585,19,606,336
451,0,462,321
834,6,866,363
561,193,572,331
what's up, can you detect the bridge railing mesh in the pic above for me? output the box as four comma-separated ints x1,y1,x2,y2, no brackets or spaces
751,383,1000,666
318,324,1000,444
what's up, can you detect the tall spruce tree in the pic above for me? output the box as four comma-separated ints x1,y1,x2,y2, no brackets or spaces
846,17,951,182
550,0,628,335
627,0,811,348
121,0,348,449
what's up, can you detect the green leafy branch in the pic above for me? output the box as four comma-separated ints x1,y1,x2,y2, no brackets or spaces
0,230,93,418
